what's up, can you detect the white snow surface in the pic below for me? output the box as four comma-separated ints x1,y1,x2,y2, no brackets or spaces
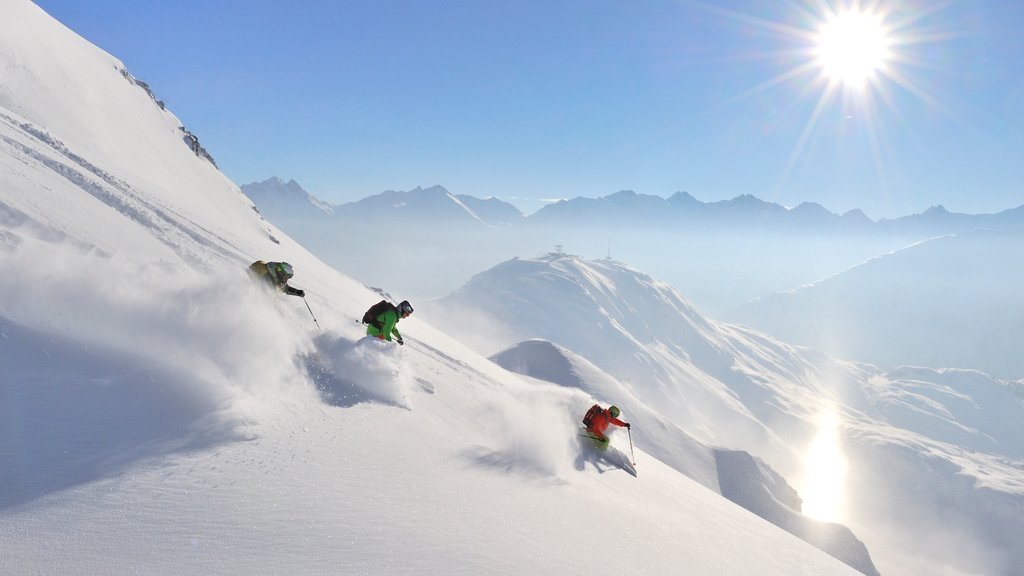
1,2,871,575
430,254,1024,576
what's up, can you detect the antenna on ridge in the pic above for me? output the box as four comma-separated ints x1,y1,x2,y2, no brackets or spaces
606,239,611,260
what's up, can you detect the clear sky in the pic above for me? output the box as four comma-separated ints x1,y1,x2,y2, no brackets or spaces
31,0,1024,218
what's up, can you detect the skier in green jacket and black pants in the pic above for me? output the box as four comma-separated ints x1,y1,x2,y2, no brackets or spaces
363,300,414,345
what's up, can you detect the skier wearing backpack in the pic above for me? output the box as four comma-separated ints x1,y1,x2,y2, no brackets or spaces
248,260,305,297
582,404,630,446
363,299,413,345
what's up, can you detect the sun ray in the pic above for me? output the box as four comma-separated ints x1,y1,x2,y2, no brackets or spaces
776,78,840,189
683,0,962,201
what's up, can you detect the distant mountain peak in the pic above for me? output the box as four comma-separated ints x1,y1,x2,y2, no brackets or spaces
331,185,521,228
667,191,699,205
406,184,450,196
241,177,334,216
791,201,828,212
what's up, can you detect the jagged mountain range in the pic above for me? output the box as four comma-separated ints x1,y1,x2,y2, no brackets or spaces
242,177,1024,234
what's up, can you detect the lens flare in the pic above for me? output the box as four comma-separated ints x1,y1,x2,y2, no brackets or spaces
800,409,848,522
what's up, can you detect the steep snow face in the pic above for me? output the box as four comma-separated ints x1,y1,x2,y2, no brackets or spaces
0,1,265,267
490,339,882,576
490,339,721,491
0,3,874,576
434,253,1024,576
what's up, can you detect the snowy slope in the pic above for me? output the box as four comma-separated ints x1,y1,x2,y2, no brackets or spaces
491,339,879,576
430,253,1024,576
1,2,869,575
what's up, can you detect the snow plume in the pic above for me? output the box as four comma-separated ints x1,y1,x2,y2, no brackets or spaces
0,238,317,409
467,381,582,479
309,334,418,408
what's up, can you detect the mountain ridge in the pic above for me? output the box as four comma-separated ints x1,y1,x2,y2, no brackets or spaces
242,177,1024,234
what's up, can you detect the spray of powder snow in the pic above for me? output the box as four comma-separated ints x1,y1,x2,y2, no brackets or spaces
309,333,418,409
0,239,319,411
466,381,587,479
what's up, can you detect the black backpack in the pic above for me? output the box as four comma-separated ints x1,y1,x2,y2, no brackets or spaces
362,300,395,327
582,404,603,427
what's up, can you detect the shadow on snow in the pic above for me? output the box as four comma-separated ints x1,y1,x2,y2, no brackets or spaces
0,318,242,511
574,434,638,477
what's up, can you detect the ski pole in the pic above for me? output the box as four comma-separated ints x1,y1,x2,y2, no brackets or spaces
627,427,636,466
302,296,322,331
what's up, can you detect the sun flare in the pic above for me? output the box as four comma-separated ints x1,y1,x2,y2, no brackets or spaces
814,9,892,88
800,410,848,522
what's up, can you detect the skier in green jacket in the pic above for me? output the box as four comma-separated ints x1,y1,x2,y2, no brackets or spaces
363,300,414,345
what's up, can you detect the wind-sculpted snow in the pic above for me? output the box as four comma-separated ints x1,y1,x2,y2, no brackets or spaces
0,111,243,265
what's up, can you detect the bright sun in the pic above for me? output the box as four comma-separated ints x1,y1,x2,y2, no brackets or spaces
814,9,892,88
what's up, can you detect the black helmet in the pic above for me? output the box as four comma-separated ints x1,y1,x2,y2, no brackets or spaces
397,300,414,316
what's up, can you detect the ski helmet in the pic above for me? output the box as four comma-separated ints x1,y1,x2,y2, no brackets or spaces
397,300,414,316
275,262,294,278
609,405,621,418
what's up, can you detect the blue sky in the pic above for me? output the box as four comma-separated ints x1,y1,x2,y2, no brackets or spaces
33,0,1023,218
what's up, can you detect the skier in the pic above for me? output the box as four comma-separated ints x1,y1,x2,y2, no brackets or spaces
582,404,630,446
362,299,413,345
248,260,305,297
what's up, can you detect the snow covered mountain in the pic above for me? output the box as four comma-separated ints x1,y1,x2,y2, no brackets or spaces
528,189,1024,234
335,185,497,225
427,253,1024,576
242,180,525,229
727,230,1024,379
490,340,879,576
245,173,1024,322
1,2,878,575
242,176,334,219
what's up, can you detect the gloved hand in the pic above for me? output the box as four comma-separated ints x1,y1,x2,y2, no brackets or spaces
625,423,631,429
396,337,405,346
294,289,305,297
